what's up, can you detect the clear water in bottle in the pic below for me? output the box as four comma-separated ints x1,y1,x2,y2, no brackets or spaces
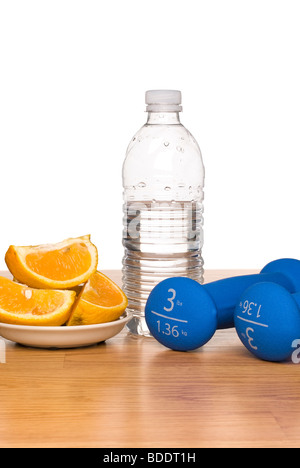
122,90,205,336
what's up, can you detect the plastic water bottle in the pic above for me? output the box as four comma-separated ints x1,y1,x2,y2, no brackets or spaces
122,90,205,336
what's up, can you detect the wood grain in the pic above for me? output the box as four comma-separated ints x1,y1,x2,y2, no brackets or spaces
0,269,299,448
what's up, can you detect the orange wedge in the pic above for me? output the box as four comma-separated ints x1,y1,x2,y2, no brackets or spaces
0,276,76,326
5,235,98,290
67,271,128,326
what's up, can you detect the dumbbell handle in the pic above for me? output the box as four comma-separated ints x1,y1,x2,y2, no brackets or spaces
203,271,294,329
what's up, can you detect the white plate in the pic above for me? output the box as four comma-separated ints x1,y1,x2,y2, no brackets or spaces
0,312,132,349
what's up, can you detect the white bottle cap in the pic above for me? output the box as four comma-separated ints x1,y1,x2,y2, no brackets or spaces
145,90,182,112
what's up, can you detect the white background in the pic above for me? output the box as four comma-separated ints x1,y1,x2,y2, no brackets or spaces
0,0,300,273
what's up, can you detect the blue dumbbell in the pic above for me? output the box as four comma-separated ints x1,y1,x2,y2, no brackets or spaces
208,258,300,329
145,258,300,352
234,282,300,362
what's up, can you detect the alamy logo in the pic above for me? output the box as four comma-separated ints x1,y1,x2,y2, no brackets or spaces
292,339,300,364
0,339,6,364
125,201,203,242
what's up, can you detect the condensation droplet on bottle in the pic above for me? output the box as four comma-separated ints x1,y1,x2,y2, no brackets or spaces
138,182,146,189
178,183,185,188
164,141,170,147
176,146,184,153
164,186,171,191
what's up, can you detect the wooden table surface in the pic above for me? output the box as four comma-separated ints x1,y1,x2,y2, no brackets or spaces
0,269,299,449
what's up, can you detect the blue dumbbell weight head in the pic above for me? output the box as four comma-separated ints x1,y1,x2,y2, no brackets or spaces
145,277,218,351
145,259,300,352
234,282,300,362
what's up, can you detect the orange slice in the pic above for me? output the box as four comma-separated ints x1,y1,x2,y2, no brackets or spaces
5,235,98,290
67,271,128,326
0,276,76,326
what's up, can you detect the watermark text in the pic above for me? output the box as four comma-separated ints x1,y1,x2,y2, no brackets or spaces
0,339,6,364
292,339,300,364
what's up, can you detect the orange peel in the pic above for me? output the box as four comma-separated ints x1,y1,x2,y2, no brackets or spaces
67,271,128,326
0,276,76,326
5,235,98,290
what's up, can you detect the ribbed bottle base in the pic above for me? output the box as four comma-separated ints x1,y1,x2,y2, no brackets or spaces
122,250,204,336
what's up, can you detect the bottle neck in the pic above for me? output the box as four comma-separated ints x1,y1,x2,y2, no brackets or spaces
146,111,181,125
